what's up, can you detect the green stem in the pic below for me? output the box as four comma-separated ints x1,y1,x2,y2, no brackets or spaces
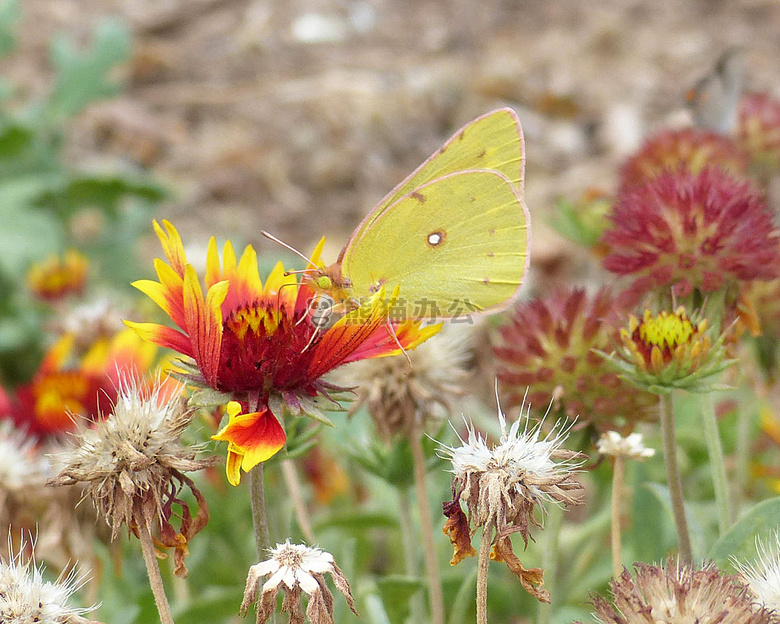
700,392,732,533
410,430,446,624
250,464,273,624
733,394,756,517
476,522,494,624
610,457,625,579
537,504,562,624
281,459,315,542
659,393,693,565
398,487,426,623
138,514,175,624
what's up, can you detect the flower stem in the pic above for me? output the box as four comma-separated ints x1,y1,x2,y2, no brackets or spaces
476,522,494,624
659,393,692,565
137,514,175,624
250,464,273,624
281,459,315,542
700,392,732,533
610,456,625,578
537,504,562,624
398,487,426,623
250,464,270,559
409,430,445,624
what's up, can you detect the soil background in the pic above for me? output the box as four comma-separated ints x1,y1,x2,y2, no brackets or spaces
7,0,780,283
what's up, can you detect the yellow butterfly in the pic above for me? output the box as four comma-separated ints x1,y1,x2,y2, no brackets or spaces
290,108,529,320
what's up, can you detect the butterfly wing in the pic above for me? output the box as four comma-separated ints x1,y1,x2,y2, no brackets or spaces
340,169,529,318
339,108,525,260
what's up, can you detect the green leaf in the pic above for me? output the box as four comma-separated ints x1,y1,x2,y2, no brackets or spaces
643,482,709,560
314,511,398,533
709,497,780,569
0,205,63,278
0,120,32,158
0,0,19,58
47,19,131,119
376,575,425,624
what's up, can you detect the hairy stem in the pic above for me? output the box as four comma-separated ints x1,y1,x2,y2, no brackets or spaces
610,456,625,578
409,430,445,624
476,522,494,624
250,465,273,624
659,393,692,565
138,515,175,624
700,392,732,533
281,459,315,542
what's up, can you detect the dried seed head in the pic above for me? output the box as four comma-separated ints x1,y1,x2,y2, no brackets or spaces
240,540,357,624
48,375,217,577
439,396,583,601
588,561,776,624
339,324,472,439
0,536,99,624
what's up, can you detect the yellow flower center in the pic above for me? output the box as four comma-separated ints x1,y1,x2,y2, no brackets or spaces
225,304,282,340
638,308,695,350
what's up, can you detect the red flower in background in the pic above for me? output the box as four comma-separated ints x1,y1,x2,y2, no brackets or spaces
618,128,748,195
737,91,780,178
602,167,780,298
3,329,159,437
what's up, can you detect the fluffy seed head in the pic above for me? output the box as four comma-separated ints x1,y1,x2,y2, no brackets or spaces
733,532,780,616
588,561,775,624
240,539,357,624
339,324,472,439
48,375,217,576
0,537,98,624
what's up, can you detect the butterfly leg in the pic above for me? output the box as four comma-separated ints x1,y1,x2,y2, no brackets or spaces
384,316,412,370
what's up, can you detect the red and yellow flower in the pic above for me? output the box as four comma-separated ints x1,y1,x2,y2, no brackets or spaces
126,220,439,484
27,249,89,301
4,328,158,437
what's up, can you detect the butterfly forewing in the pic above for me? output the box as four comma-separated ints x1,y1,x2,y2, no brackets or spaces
341,169,529,319
341,108,525,257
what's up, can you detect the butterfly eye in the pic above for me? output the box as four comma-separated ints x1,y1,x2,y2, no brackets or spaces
317,275,333,290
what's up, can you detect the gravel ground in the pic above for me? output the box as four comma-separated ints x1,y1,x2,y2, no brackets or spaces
6,0,780,282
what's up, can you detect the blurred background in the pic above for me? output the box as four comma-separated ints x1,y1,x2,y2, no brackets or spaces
6,0,780,277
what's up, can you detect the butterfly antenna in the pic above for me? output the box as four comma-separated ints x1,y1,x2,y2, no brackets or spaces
261,230,319,267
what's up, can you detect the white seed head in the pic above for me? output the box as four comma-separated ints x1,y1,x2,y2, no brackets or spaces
597,431,655,460
733,532,780,615
48,374,214,539
0,537,97,624
442,400,583,505
0,421,49,490
240,539,357,623
335,324,473,438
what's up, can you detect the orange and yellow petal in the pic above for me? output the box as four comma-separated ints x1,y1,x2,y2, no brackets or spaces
309,287,441,375
124,320,195,359
153,220,189,277
263,261,299,310
212,402,286,485
182,266,228,387
40,334,76,373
